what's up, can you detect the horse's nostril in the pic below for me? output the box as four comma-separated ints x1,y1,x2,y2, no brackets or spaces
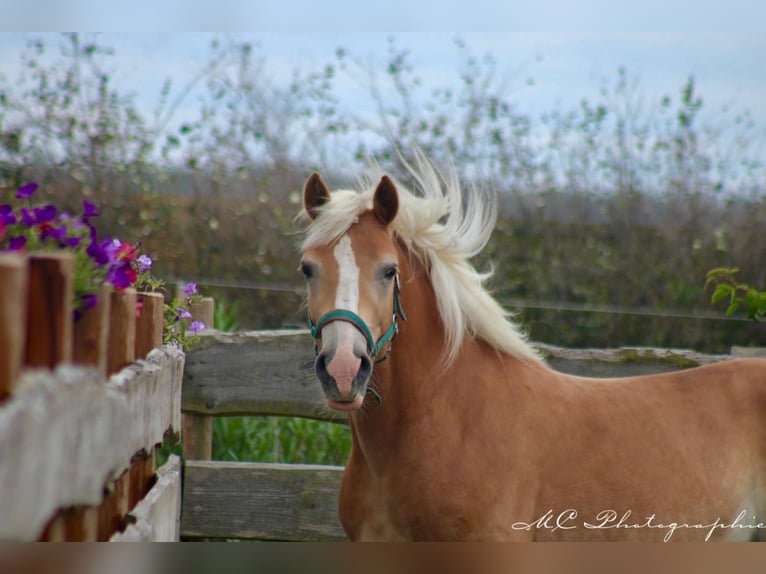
315,352,332,384
357,355,372,383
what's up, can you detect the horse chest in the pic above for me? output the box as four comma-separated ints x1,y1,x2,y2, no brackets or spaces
340,458,502,541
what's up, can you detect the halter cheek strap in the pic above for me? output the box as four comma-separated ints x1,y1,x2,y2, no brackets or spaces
308,275,407,359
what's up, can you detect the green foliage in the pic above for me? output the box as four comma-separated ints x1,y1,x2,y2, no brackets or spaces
706,268,766,321
212,416,350,466
214,299,241,332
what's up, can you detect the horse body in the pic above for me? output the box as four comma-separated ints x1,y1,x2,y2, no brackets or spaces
340,246,766,541
299,155,766,541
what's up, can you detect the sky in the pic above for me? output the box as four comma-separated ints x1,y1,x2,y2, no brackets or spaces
1,31,764,126
1,3,766,167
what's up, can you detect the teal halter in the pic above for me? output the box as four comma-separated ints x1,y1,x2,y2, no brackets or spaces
308,274,407,359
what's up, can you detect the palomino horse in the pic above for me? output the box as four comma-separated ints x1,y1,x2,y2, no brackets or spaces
298,154,766,541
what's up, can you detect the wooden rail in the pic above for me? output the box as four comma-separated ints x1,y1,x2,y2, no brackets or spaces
182,461,345,541
180,329,735,541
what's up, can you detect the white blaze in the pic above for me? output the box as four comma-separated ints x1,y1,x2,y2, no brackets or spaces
333,235,359,312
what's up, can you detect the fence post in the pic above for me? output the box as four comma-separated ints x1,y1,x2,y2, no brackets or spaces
24,253,74,368
107,288,137,376
73,284,112,376
0,253,28,399
182,296,215,460
135,292,165,360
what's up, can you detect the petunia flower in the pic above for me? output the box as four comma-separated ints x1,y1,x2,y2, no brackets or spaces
137,254,153,271
20,208,36,227
86,227,109,265
184,282,198,297
0,204,16,225
176,308,192,320
15,182,38,200
81,200,99,219
39,222,63,243
33,204,56,223
87,240,109,265
107,262,137,290
65,235,82,248
81,293,98,310
116,241,136,262
189,321,205,334
8,236,26,251
103,238,122,262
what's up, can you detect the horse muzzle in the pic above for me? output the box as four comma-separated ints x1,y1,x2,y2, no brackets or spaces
314,325,372,411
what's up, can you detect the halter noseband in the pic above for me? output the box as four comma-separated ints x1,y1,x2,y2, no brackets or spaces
308,274,407,359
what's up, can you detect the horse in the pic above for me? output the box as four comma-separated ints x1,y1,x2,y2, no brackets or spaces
297,152,766,541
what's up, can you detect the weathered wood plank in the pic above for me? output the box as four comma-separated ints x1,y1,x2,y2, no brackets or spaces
183,330,732,421
73,284,111,376
0,345,184,540
181,460,346,541
108,344,186,457
189,296,214,329
536,343,731,377
0,366,130,540
731,346,766,359
107,288,137,375
182,413,212,460
0,253,27,399
135,291,164,360
182,330,347,422
98,469,130,541
25,253,74,368
111,455,181,542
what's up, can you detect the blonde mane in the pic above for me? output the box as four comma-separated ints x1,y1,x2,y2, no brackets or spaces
301,151,541,366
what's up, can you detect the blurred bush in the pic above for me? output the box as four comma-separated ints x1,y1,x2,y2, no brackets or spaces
1,33,764,353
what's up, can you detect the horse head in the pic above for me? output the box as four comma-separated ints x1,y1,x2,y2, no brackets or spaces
300,173,405,412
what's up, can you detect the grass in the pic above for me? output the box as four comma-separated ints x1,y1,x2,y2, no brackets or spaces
211,416,351,466
160,416,350,466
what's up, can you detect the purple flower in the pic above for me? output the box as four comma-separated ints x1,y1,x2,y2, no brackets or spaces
33,204,56,224
86,227,109,265
176,308,192,320
20,208,36,227
0,205,15,225
82,200,99,219
87,239,109,265
184,282,198,297
15,182,38,200
103,238,122,262
137,254,152,272
39,223,68,243
8,236,26,251
81,293,98,310
189,321,205,334
107,263,136,290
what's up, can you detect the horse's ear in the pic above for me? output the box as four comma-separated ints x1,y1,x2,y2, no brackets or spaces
303,172,330,220
373,176,399,226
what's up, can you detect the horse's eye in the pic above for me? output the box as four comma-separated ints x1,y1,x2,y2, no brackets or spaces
383,266,398,281
299,262,314,279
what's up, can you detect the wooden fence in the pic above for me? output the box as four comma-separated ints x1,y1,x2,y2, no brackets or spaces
179,329,736,541
0,252,185,541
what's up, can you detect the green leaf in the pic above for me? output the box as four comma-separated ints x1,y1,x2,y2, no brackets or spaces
711,283,732,304
726,302,740,316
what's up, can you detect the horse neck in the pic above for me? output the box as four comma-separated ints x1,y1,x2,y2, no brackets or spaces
349,248,471,456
